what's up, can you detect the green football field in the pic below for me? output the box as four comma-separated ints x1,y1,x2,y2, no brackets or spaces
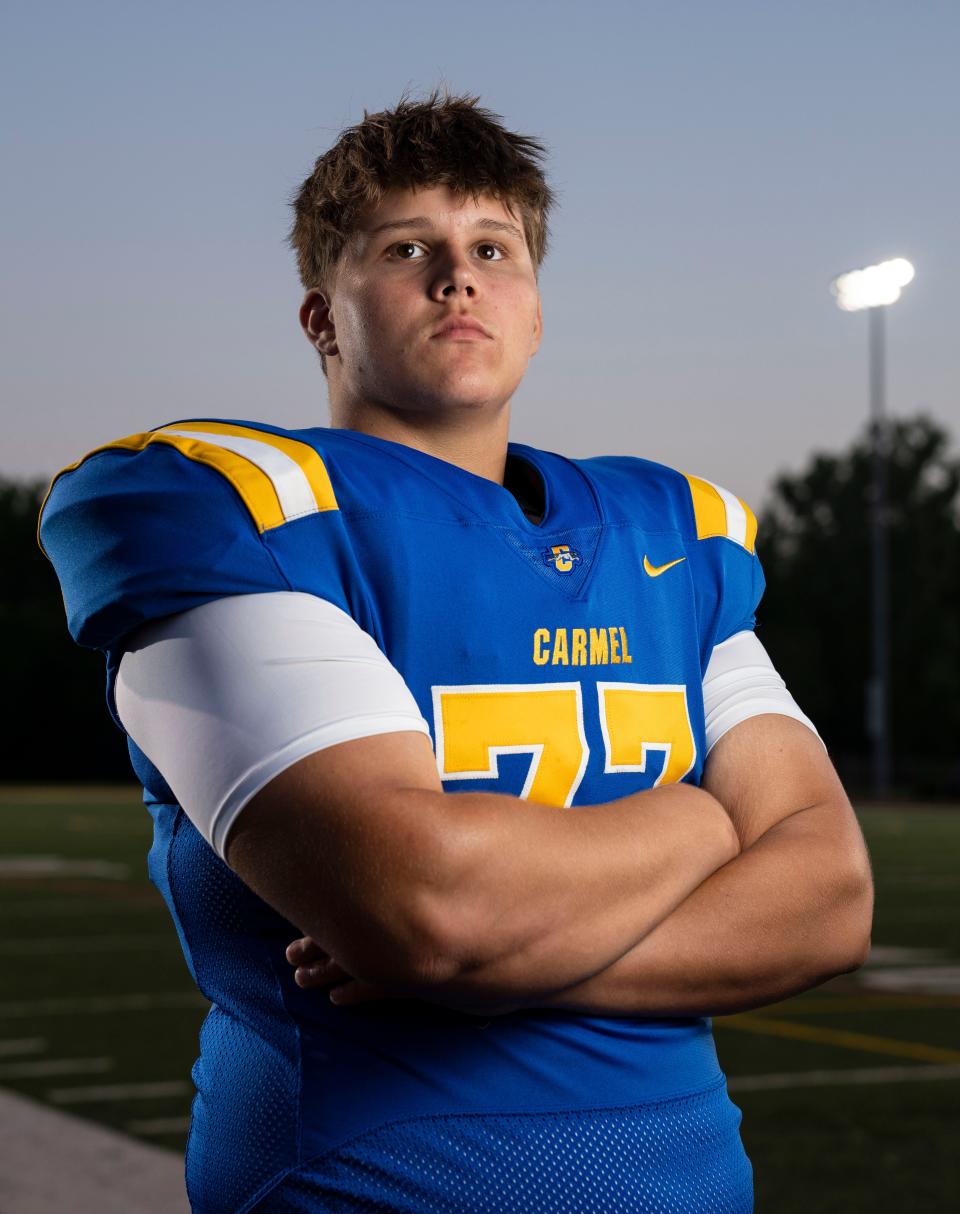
1,787,957,1211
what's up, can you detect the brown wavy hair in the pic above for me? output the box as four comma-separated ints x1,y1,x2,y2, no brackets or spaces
289,88,555,373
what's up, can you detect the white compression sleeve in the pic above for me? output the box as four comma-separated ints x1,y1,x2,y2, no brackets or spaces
702,630,823,754
115,592,432,860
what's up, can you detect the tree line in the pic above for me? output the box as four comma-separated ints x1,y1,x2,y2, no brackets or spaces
1,478,129,779
758,413,959,797
3,412,958,796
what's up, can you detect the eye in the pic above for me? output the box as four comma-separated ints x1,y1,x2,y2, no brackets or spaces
476,243,504,261
391,241,427,260
387,240,506,262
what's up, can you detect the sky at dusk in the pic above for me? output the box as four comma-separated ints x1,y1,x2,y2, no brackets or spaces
3,0,957,512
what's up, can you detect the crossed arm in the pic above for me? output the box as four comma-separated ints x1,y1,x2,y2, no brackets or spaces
233,713,873,1020
507,715,874,1018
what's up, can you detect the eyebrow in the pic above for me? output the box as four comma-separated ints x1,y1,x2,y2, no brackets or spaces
362,216,525,242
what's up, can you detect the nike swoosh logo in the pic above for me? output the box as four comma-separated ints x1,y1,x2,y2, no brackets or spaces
643,555,687,578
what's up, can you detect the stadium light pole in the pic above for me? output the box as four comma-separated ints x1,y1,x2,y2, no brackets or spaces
830,257,915,800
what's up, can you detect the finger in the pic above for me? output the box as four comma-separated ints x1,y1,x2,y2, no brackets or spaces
294,960,351,989
294,964,321,988
288,937,327,963
286,937,328,965
285,938,307,963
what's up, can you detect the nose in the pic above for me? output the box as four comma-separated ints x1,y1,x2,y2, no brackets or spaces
429,247,477,301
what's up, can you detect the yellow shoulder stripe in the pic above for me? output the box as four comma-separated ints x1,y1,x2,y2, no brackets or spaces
743,502,759,553
683,473,757,554
162,422,338,524
41,422,339,536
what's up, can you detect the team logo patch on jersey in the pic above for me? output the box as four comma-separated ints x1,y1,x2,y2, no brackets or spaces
542,544,583,574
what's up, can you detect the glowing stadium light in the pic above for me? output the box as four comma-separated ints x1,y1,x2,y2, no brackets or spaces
830,258,915,312
828,254,917,798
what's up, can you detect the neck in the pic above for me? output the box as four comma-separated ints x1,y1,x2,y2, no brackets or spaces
328,399,511,485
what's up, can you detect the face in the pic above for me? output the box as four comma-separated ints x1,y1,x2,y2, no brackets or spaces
302,184,543,419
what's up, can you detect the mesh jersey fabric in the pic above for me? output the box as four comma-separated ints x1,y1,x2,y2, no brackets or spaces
248,1079,752,1214
40,419,767,1213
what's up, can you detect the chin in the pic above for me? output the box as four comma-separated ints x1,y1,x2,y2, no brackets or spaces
410,370,515,413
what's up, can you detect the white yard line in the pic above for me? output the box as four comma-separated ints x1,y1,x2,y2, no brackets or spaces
3,899,160,918
858,966,960,993
0,1057,113,1080
0,1086,188,1213
0,935,173,955
729,1063,960,1092
0,1038,46,1058
0,856,129,879
0,785,142,805
49,1079,192,1105
126,1116,192,1136
864,946,946,965
0,992,206,1018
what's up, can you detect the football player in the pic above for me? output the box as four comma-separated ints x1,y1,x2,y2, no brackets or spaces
40,90,872,1213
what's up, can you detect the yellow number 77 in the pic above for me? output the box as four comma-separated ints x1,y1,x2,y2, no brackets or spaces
431,683,697,808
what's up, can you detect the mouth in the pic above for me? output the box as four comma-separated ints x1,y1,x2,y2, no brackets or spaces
430,317,492,341
432,328,491,342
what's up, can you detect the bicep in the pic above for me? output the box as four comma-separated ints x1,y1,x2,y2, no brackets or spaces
700,631,854,848
703,713,849,846
115,592,454,983
700,642,873,958
226,730,455,985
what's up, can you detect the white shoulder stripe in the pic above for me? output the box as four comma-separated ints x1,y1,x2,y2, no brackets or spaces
161,427,320,523
701,477,749,546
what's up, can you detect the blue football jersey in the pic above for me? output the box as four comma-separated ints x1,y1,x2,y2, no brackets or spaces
40,420,763,1213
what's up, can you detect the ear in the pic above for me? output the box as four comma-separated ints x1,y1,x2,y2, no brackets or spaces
530,294,543,357
300,288,338,356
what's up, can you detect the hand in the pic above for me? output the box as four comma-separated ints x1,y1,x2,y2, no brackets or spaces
284,936,413,1007
284,935,522,1017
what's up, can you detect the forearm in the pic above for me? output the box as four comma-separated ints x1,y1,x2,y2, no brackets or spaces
401,781,739,1009
521,801,874,1017
292,731,873,1017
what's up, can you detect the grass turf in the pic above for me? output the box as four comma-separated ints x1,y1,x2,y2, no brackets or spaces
0,788,957,1210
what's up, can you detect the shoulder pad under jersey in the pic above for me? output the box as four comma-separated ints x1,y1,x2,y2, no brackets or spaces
678,469,764,648
39,419,342,649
